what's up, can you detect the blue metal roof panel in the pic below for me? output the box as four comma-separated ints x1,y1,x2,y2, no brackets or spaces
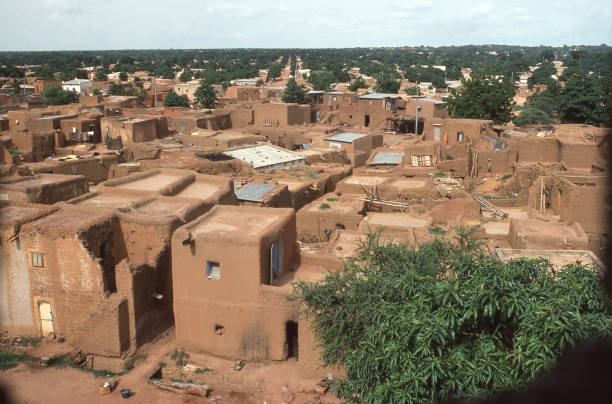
419,98,446,105
324,132,368,143
234,183,277,202
306,90,324,94
370,152,405,165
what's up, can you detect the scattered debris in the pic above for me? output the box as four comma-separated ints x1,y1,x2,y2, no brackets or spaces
231,360,245,371
150,380,209,397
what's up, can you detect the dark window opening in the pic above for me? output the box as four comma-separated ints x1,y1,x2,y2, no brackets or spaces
215,325,225,336
335,224,345,230
285,321,298,360
207,261,220,280
100,242,117,293
364,115,370,127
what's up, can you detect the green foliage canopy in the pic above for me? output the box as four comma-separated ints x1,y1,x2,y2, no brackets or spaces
349,76,368,92
447,69,516,124
163,90,189,107
557,71,607,126
194,83,217,108
281,78,307,104
291,231,612,404
42,85,79,105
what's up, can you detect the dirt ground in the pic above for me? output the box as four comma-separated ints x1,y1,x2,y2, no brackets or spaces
0,331,340,404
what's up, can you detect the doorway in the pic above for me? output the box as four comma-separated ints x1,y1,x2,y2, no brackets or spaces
38,301,54,336
364,115,370,127
285,321,299,359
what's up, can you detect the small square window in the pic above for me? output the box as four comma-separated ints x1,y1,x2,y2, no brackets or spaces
206,261,220,280
31,252,44,267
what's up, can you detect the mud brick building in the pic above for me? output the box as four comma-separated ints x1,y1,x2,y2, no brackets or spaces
0,173,88,203
172,206,307,362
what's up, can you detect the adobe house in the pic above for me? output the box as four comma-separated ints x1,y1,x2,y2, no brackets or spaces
26,153,120,184
423,118,494,145
0,174,88,204
354,93,401,129
400,141,444,172
100,115,167,147
16,205,129,356
0,201,57,335
101,168,238,206
172,205,302,361
9,131,55,162
24,113,79,134
312,132,383,167
59,113,103,144
234,181,291,208
529,174,608,256
224,86,261,101
297,193,366,242
253,102,311,127
508,218,589,251
404,97,449,120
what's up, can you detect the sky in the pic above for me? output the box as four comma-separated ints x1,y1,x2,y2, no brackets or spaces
0,0,610,51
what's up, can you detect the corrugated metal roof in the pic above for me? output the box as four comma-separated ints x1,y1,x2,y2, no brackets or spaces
234,182,277,202
223,144,305,169
359,93,400,99
306,90,324,94
63,79,91,85
370,152,405,165
325,91,344,95
324,132,367,143
418,98,446,105
35,114,78,120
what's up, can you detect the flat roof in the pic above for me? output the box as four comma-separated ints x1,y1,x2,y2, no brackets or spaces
223,145,305,169
370,152,404,165
189,205,290,238
324,132,367,143
234,182,277,202
359,93,400,99
495,248,605,274
0,204,45,224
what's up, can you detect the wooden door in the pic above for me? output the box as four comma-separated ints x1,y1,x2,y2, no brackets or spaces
39,301,54,336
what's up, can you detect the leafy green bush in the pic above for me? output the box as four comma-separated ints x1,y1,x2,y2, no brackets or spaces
433,172,447,178
291,230,612,403
319,203,331,210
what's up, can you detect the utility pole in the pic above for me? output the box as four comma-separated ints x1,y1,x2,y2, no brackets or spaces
153,73,157,108
415,80,419,136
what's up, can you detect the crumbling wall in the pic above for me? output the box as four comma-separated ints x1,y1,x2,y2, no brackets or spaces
10,132,55,162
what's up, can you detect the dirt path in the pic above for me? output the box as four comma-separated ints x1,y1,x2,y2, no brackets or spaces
1,330,340,404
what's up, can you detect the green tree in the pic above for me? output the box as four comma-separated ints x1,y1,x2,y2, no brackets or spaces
119,71,128,81
513,108,555,126
42,85,79,105
349,76,368,92
403,86,419,95
528,62,557,88
179,68,193,83
308,71,335,91
109,83,124,96
267,63,282,80
281,78,307,104
557,72,607,126
163,90,189,107
92,88,102,96
193,83,217,108
447,69,516,124
374,77,400,94
291,230,612,404
11,79,21,93
94,70,107,81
